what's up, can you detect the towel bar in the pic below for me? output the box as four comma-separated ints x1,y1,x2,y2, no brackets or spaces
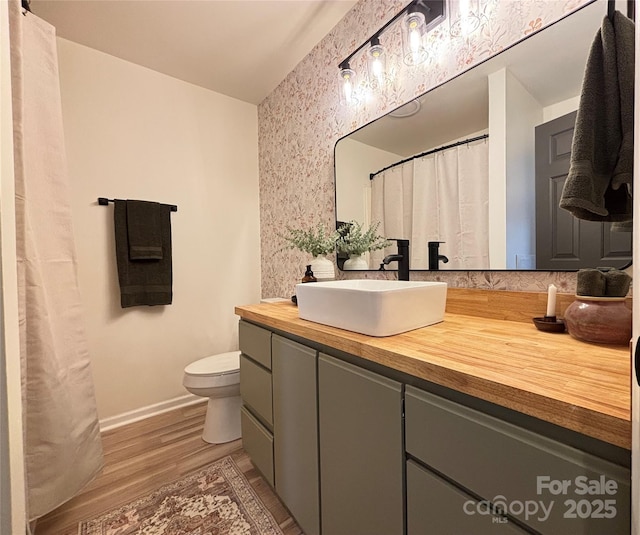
98,197,178,212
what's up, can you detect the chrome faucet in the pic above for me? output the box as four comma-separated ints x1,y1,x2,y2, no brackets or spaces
381,239,410,281
428,241,449,271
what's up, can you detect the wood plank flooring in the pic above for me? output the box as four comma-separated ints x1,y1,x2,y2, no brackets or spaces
34,402,303,535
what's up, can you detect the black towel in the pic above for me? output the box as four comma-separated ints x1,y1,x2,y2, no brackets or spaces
114,200,173,307
559,12,634,222
126,200,163,260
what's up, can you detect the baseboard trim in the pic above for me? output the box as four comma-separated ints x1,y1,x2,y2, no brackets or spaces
99,394,205,432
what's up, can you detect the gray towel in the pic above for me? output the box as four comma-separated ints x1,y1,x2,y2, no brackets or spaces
559,12,634,222
114,200,173,307
126,200,163,260
576,268,607,296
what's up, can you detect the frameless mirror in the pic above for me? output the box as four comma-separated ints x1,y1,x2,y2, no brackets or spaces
334,0,632,271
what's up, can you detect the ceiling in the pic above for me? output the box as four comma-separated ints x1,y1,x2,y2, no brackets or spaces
31,0,358,105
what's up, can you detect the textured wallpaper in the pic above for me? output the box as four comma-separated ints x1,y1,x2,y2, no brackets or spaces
258,0,592,299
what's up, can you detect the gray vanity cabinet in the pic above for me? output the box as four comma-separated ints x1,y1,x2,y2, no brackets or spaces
239,319,631,535
272,335,319,535
318,353,403,535
405,385,631,535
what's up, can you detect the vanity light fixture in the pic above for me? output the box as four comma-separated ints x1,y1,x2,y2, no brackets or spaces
449,0,481,38
337,0,445,104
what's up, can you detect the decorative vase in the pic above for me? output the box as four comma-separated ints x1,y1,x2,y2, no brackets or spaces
310,255,335,281
564,296,631,346
343,253,369,270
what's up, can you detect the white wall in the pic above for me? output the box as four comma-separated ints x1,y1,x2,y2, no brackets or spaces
335,138,401,224
543,95,579,123
488,68,544,269
504,70,543,269
56,38,261,421
488,69,507,269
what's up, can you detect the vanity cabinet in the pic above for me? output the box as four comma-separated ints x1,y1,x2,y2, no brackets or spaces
405,385,631,535
272,335,320,535
238,316,631,535
318,354,403,535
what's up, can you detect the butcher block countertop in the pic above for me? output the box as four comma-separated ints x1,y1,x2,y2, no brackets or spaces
235,289,631,450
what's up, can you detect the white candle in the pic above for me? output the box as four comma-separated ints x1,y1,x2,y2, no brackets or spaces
546,284,557,317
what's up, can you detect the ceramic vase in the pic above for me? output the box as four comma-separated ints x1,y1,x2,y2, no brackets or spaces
564,296,631,346
310,255,335,281
343,253,369,270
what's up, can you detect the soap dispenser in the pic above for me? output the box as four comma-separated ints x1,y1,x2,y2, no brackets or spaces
301,265,317,283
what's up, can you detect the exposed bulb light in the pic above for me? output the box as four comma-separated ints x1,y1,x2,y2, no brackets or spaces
449,0,480,37
403,7,428,65
367,37,387,90
339,64,356,105
336,0,445,106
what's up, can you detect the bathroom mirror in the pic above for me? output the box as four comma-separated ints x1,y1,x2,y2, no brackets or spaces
334,0,632,271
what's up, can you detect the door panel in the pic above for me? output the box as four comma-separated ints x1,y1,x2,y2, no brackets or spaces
535,111,632,269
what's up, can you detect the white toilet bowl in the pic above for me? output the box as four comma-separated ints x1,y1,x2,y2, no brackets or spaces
183,351,241,444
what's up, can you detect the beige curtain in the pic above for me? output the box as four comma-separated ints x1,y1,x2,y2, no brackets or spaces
9,0,103,521
371,138,490,270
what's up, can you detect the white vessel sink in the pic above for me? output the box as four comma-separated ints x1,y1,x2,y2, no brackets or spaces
295,279,447,337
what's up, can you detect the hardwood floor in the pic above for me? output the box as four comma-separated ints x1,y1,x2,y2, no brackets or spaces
34,402,303,535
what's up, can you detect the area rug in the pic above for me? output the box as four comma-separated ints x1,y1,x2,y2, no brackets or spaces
78,456,284,535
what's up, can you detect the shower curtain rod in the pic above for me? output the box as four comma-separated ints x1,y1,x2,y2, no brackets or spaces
369,134,489,180
97,197,178,212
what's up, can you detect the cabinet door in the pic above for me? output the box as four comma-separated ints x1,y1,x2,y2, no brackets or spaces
407,460,531,535
272,335,319,535
319,354,403,535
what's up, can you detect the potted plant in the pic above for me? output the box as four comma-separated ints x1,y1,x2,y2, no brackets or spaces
336,220,391,270
280,222,338,280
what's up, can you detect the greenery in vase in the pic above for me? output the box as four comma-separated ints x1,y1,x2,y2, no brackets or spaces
336,220,391,256
279,222,339,257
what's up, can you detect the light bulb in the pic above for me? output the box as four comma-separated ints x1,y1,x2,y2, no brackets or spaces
450,0,480,37
340,67,356,105
367,43,386,90
403,10,428,65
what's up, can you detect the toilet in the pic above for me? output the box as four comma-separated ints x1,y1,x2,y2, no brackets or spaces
182,351,241,444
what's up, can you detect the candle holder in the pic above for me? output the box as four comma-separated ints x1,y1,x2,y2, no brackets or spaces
532,315,566,333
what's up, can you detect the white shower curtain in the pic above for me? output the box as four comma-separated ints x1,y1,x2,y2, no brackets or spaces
9,0,103,521
371,138,489,270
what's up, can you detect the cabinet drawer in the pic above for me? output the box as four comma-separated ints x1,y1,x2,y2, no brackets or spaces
241,406,274,486
405,386,630,535
240,354,273,428
239,320,271,369
407,459,530,534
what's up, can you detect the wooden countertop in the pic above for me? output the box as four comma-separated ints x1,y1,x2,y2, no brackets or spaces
235,298,631,450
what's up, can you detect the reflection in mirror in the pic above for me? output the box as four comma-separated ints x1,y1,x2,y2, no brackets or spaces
334,0,632,272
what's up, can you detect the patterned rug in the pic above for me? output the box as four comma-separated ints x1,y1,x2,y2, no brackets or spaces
78,456,284,535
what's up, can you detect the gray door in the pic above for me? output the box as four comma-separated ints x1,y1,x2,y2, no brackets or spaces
272,335,319,535
535,111,632,269
318,354,403,535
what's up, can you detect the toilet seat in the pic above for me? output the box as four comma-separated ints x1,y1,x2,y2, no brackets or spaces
184,351,240,377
